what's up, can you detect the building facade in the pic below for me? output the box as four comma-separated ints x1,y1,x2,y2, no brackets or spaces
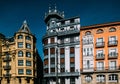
80,22,120,84
0,21,40,84
43,7,81,84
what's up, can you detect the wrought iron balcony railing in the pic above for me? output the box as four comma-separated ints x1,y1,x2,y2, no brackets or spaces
96,54,105,60
96,42,105,48
108,53,118,59
108,40,118,47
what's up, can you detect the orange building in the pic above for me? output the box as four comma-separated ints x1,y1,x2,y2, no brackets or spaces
80,22,120,84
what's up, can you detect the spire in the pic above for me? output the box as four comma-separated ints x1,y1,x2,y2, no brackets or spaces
18,20,31,34
54,4,57,12
49,4,51,13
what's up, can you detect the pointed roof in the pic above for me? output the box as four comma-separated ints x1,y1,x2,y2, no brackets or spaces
18,20,31,34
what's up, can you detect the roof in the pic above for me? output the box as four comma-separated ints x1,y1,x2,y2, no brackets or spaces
18,20,32,34
81,21,120,30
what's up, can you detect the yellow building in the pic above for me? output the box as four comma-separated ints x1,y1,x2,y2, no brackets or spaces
0,20,39,84
80,22,120,84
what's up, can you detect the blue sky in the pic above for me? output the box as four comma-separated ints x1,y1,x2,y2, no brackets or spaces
0,0,120,60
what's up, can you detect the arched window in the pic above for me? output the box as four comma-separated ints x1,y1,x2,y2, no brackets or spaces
109,27,116,32
85,75,92,82
18,51,23,57
18,35,23,39
96,29,103,34
96,74,105,82
109,74,118,81
85,31,91,35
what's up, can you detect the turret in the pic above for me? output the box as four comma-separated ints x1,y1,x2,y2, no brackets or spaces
44,6,64,29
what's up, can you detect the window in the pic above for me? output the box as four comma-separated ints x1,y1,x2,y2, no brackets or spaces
6,53,10,57
18,60,23,66
97,62,104,70
70,47,74,54
44,68,48,73
44,59,48,65
96,38,104,47
108,36,117,45
27,79,30,83
18,51,23,57
50,48,55,54
85,75,92,82
26,60,31,66
109,74,118,82
97,38,104,43
60,38,64,44
109,27,116,32
109,61,116,70
50,37,54,44
96,50,104,58
18,42,23,48
85,31,91,35
96,29,103,34
44,49,48,56
50,58,55,64
18,69,24,74
60,58,65,64
26,36,31,40
18,35,23,39
109,36,116,41
60,67,65,72
51,68,55,72
26,43,31,49
96,75,105,82
86,60,90,69
109,48,117,57
44,39,48,45
70,67,75,72
26,52,31,58
26,69,32,75
19,78,21,83
83,48,93,56
70,37,74,43
70,78,75,84
60,48,64,55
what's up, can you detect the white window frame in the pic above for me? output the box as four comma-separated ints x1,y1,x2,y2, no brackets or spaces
109,74,118,82
97,61,104,70
109,61,117,70
96,50,104,58
109,48,117,57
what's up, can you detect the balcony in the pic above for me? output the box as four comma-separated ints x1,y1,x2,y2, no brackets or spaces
82,67,94,73
109,66,118,70
83,41,93,45
108,40,118,47
108,53,118,59
3,57,11,62
3,73,11,78
3,65,11,70
96,42,105,48
44,72,79,77
96,54,105,60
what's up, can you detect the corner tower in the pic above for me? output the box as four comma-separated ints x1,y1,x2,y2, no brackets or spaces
43,6,81,84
